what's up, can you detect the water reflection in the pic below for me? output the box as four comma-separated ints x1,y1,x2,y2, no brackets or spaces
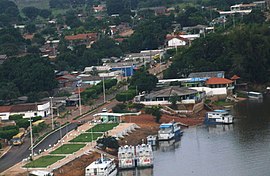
118,168,153,176
206,124,234,134
158,137,181,152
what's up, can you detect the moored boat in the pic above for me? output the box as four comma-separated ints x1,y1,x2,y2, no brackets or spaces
158,122,182,141
118,145,136,169
204,110,234,125
248,91,263,99
85,155,117,176
135,144,153,168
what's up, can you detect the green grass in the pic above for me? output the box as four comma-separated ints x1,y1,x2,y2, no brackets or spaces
70,133,103,142
24,155,65,168
213,100,234,106
50,144,86,154
86,123,119,133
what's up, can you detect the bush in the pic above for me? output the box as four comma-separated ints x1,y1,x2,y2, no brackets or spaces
32,116,42,122
112,103,129,113
15,119,30,129
9,114,23,121
2,125,19,131
0,129,19,140
130,103,145,111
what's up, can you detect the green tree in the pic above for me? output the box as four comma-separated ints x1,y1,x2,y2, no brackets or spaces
22,7,40,20
169,93,179,109
97,136,119,149
130,70,158,93
116,90,136,103
25,23,36,34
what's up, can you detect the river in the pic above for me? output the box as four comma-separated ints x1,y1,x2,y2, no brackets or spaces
119,97,270,176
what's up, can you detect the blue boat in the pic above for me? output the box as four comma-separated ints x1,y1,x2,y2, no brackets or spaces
158,122,183,141
204,110,234,125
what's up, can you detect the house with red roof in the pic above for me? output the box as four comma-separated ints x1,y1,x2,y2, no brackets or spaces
204,77,234,96
65,33,98,48
0,102,51,120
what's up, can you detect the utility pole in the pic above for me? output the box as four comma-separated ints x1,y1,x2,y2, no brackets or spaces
102,76,106,103
77,84,82,115
29,117,33,159
49,97,54,130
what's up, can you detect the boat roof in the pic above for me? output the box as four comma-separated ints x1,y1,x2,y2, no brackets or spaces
248,91,262,95
86,158,113,169
29,170,53,176
160,122,180,128
213,110,228,113
160,123,173,128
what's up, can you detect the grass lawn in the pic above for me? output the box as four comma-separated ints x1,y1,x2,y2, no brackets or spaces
24,155,65,168
213,100,234,106
70,133,103,142
86,123,119,133
50,144,86,154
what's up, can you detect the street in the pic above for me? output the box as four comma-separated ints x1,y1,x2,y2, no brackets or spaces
0,85,126,173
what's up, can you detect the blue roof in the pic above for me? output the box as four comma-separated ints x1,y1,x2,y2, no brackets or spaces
213,110,227,113
188,77,208,82
160,123,173,128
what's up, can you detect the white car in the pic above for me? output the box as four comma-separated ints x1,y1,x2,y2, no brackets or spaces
102,108,108,112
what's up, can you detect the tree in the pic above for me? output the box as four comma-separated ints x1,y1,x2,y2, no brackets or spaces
0,55,57,96
130,70,158,93
22,7,40,20
243,10,266,24
169,93,179,109
97,136,119,149
25,23,36,34
116,90,136,103
39,9,51,19
145,106,162,123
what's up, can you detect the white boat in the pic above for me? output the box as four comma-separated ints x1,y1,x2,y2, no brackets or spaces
158,122,182,141
85,156,117,176
29,170,54,176
118,145,136,169
135,144,153,168
248,91,263,99
204,110,234,125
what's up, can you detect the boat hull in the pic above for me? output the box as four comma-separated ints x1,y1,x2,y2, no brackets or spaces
204,118,233,125
158,130,183,141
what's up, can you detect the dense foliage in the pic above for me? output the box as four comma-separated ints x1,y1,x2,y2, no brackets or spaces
164,24,270,84
0,0,20,27
0,55,57,100
129,69,158,93
56,37,122,71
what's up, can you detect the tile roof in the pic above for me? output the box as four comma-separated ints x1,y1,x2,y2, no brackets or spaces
145,86,198,99
65,33,98,41
206,77,233,85
231,75,240,80
0,104,37,113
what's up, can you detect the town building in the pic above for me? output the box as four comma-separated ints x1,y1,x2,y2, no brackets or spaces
0,102,51,120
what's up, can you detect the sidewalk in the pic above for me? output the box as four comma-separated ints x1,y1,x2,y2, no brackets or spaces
2,122,138,175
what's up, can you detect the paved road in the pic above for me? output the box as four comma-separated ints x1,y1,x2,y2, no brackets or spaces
33,123,77,153
0,85,126,173
0,123,77,173
0,137,30,173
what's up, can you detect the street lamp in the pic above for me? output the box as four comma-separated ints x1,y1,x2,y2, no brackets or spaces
49,97,54,130
28,117,34,159
102,76,106,103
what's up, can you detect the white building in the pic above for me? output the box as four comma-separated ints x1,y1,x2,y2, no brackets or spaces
0,102,51,120
168,37,187,47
